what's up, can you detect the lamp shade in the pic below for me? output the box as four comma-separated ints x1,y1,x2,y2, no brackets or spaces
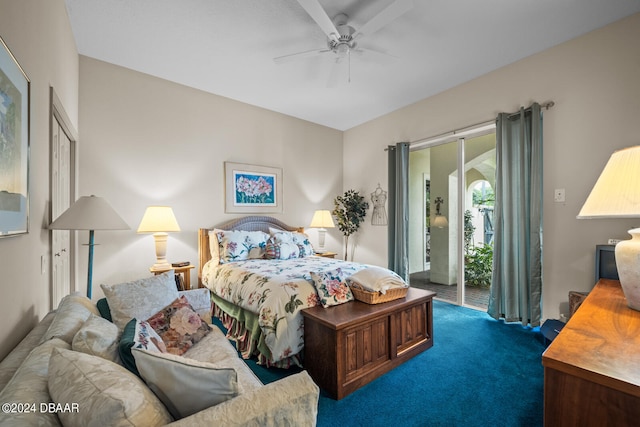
577,146,640,219
309,210,335,228
137,206,181,233
49,195,130,230
433,215,449,228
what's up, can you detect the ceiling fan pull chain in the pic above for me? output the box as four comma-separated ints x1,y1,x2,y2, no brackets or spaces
348,49,351,83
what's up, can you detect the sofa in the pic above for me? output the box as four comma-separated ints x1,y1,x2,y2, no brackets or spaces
0,271,319,426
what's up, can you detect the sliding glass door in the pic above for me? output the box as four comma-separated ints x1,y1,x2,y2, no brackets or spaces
408,129,496,310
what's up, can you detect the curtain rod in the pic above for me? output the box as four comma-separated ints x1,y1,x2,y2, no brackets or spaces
385,100,555,151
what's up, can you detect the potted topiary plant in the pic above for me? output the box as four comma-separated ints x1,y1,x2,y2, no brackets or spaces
332,189,369,260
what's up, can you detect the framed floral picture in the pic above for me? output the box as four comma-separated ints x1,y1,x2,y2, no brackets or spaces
0,36,30,237
224,162,283,213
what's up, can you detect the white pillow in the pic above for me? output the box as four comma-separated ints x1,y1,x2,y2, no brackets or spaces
179,288,213,324
132,348,239,419
208,228,225,266
39,293,100,344
72,314,121,364
100,270,179,330
48,348,172,427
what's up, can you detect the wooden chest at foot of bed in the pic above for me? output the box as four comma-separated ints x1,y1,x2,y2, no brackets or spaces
301,287,435,399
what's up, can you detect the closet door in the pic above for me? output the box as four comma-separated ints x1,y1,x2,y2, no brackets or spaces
51,120,72,307
50,89,76,308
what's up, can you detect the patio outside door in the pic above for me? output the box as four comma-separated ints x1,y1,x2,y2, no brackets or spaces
408,130,495,310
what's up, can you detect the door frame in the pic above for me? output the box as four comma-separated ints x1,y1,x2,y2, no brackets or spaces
410,122,496,308
50,87,78,309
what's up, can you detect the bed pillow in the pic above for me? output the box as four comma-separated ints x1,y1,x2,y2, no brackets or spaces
100,270,179,330
48,348,173,427
265,240,300,260
310,268,354,307
216,230,269,263
208,228,225,266
132,348,239,419
146,295,211,356
269,229,315,257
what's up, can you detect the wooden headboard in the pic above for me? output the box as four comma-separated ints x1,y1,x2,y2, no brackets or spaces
198,216,305,287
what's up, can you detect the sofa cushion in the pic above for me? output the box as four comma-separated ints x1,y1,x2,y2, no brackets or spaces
183,326,263,394
100,270,179,330
0,310,56,391
72,314,121,364
178,288,213,324
132,348,238,419
48,347,173,427
0,338,70,427
310,268,354,307
39,293,100,344
97,289,212,325
119,318,166,376
146,295,211,356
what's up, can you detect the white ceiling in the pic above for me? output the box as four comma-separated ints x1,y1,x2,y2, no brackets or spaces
64,0,640,131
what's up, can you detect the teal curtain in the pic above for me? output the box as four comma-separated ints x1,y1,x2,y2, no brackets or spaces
387,142,410,281
488,104,543,326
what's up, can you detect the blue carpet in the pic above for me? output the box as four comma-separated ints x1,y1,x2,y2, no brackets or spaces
218,300,545,427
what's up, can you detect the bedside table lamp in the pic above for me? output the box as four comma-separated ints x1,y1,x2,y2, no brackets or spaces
137,206,181,270
310,210,335,253
577,145,640,311
49,195,130,299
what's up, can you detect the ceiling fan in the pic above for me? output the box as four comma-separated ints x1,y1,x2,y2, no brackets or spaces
275,0,413,83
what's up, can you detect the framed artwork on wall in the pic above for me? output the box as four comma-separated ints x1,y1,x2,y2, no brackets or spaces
224,162,283,213
0,36,30,237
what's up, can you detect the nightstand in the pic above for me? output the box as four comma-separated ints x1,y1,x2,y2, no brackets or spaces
151,264,195,290
315,252,337,258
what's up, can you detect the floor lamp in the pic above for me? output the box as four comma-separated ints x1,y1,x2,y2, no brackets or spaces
49,195,130,299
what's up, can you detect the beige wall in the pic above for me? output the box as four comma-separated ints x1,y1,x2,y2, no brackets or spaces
77,57,344,298
344,13,640,320
1,2,638,360
0,0,79,359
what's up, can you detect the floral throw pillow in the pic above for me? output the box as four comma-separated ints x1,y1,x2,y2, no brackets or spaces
310,268,354,308
270,230,315,257
147,296,211,356
265,240,300,260
216,230,269,263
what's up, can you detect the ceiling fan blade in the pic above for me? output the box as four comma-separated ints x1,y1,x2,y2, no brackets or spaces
274,48,330,64
352,0,413,39
353,46,399,61
296,0,339,42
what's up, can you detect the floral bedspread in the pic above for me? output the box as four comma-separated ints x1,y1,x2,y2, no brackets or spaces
201,257,368,364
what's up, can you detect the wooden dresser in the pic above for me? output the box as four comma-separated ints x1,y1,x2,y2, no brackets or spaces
302,287,435,399
542,279,640,426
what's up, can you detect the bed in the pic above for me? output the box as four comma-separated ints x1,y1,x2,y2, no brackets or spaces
198,215,405,368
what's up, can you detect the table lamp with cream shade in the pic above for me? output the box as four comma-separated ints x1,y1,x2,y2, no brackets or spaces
309,210,335,253
137,206,181,270
49,195,130,299
577,145,640,311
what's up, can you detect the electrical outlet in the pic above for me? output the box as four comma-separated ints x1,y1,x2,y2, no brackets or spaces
554,188,565,203
608,239,622,245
